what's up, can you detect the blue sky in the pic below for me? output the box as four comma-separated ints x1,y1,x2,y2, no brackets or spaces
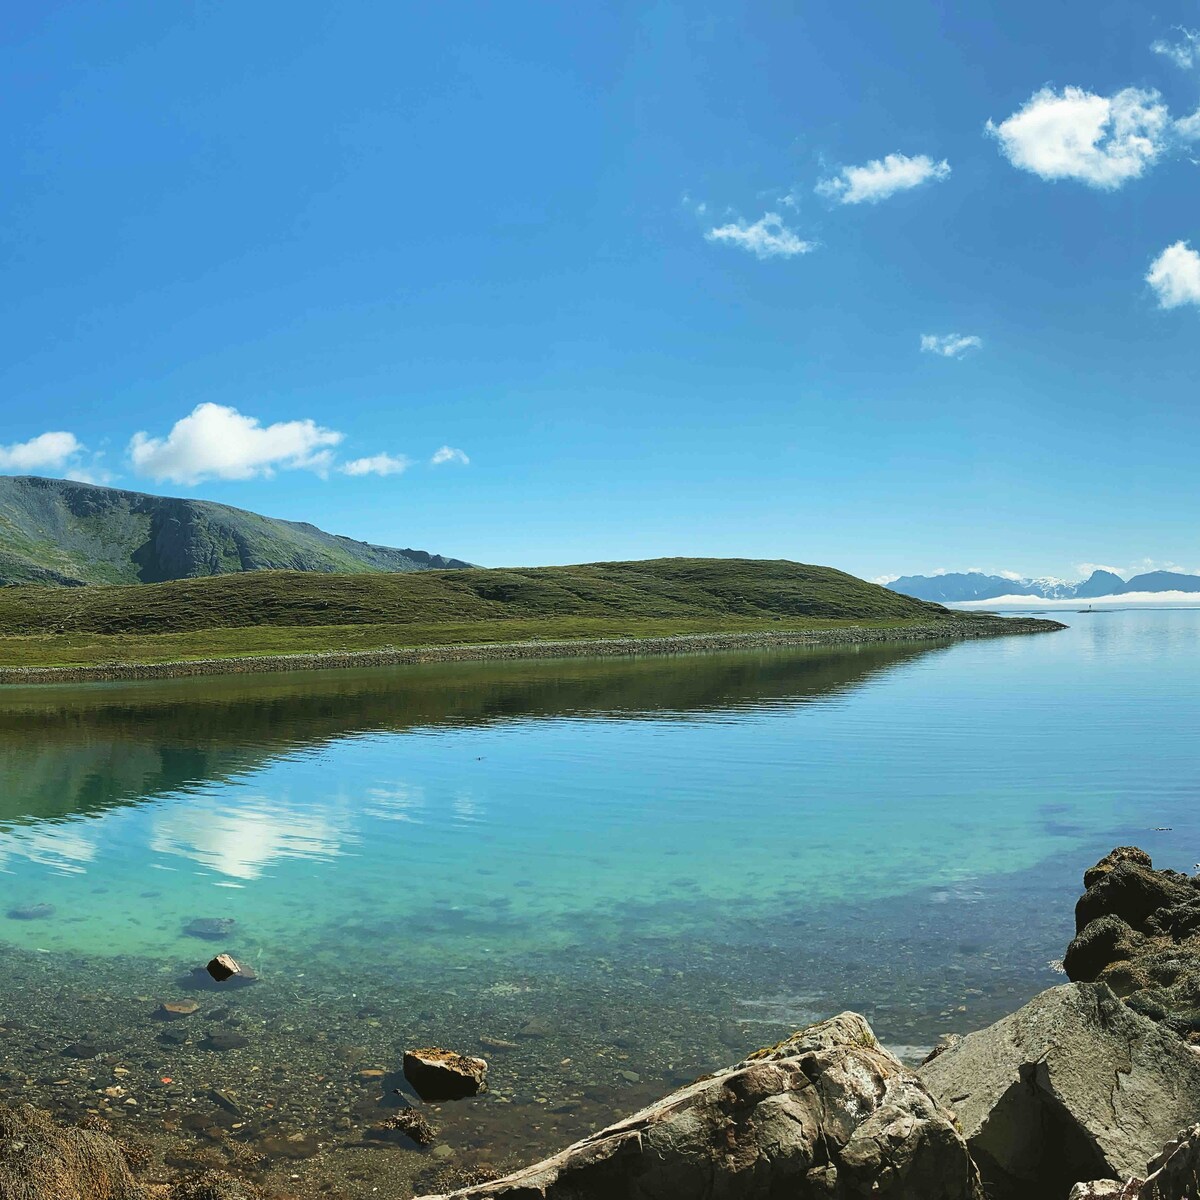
4,1,1200,581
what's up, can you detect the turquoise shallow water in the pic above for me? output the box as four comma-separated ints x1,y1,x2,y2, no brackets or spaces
0,611,1196,1193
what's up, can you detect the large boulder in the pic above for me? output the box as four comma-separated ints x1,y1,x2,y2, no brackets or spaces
417,1011,984,1199
1065,849,1200,1035
918,983,1200,1199
0,1101,148,1200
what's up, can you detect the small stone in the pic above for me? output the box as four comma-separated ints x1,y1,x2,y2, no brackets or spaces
185,918,237,940
620,1070,641,1084
480,1037,519,1052
62,1042,99,1059
204,954,255,984
157,999,201,1020
208,1088,244,1116
403,1047,488,1102
431,1143,455,1160
7,903,55,921
201,1030,250,1052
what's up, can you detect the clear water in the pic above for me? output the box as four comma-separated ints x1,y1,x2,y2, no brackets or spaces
0,611,1196,1196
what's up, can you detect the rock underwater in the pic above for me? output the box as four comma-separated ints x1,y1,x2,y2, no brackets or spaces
416,1011,984,1199
918,982,1200,1200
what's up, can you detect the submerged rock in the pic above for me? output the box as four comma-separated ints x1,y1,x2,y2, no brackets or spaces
157,999,201,1020
184,917,237,940
1065,848,1200,1034
0,1100,148,1200
6,903,55,921
403,1048,489,1102
169,1171,263,1199
416,1011,983,1199
918,982,1200,1199
203,954,255,985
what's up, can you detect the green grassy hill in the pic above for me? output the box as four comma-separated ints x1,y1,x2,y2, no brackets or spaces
0,557,972,669
0,475,470,585
0,557,947,635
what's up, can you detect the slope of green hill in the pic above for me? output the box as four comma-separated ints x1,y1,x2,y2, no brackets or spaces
0,557,948,636
0,556,1052,673
0,475,470,585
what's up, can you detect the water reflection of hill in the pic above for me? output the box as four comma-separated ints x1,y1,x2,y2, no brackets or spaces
0,640,948,826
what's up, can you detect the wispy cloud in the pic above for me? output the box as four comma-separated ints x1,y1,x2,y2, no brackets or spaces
920,333,983,359
1152,27,1200,69
430,446,470,467
705,213,815,259
342,453,412,477
816,153,950,205
1146,241,1200,309
987,86,1170,189
129,403,343,484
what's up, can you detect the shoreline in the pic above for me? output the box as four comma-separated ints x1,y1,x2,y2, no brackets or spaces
0,616,1064,685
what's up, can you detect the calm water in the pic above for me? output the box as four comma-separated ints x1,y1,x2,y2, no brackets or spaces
0,611,1197,1196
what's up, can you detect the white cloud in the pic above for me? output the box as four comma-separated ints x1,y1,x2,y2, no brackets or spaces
705,213,815,259
0,431,84,471
1152,28,1200,69
1146,241,1200,309
987,86,1170,188
1176,108,1200,141
128,402,343,484
342,453,411,477
816,153,951,205
1076,563,1127,578
920,333,983,358
430,445,470,466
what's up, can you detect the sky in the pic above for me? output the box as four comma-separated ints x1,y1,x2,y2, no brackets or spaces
3,1,1200,582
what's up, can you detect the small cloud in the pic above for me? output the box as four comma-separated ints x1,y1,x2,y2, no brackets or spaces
341,453,412,477
815,153,950,205
430,446,470,467
872,574,899,585
997,570,1025,581
1076,563,1127,578
1152,27,1200,69
920,333,983,358
129,403,343,485
1146,241,1200,308
1176,108,1200,141
705,213,815,259
0,431,84,472
987,86,1170,189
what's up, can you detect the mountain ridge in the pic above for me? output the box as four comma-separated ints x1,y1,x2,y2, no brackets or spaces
887,568,1200,603
0,475,471,586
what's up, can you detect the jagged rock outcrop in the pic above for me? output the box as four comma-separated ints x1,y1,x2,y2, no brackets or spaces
0,1101,148,1200
1064,848,1200,1035
918,983,1200,1200
417,1011,984,1199
1070,1124,1200,1199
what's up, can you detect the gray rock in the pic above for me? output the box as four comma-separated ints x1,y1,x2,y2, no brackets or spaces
1138,1124,1200,1199
416,1011,983,1199
1067,1184,1130,1199
918,983,1200,1199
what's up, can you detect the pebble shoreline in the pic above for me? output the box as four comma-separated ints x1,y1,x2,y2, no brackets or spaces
0,617,1065,685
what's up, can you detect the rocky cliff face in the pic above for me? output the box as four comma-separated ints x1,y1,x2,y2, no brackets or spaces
0,475,471,585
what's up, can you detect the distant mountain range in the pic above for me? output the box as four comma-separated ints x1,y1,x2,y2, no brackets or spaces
886,569,1200,603
0,475,471,586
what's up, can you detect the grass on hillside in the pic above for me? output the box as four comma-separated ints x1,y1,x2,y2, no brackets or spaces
0,614,964,668
0,557,972,669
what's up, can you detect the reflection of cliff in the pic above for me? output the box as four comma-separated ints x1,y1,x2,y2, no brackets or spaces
0,640,947,827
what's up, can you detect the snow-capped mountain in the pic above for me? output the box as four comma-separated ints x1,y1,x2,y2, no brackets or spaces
885,568,1200,604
